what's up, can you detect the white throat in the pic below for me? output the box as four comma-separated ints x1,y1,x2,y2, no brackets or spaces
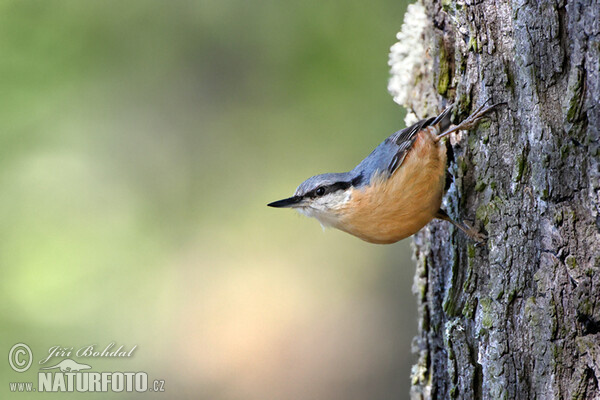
295,190,351,228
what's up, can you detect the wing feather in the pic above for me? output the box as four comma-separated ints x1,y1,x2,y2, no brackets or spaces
350,106,453,186
386,107,453,174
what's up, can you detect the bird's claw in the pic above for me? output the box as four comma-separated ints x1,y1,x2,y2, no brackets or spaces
454,102,505,131
460,219,487,245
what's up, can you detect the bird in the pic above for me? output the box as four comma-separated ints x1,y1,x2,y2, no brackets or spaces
267,103,500,244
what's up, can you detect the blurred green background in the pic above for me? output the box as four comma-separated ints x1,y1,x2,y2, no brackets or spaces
1,0,417,399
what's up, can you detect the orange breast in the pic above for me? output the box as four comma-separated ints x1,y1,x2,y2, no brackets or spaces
336,128,447,244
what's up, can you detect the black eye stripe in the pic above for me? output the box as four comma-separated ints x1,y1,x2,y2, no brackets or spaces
351,174,363,186
307,181,355,198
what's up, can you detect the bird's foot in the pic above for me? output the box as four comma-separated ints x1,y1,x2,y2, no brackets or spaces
436,210,487,244
454,101,505,131
436,100,506,141
458,219,487,245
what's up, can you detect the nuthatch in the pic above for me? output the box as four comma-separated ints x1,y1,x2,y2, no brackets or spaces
268,103,499,244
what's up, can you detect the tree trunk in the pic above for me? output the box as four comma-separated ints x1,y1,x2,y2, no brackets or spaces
389,0,600,399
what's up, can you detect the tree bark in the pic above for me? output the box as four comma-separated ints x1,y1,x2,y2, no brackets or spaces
390,0,600,399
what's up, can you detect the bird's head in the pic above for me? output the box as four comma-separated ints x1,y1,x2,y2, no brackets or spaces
268,172,362,227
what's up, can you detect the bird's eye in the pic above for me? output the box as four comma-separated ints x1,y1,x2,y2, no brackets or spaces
315,187,326,196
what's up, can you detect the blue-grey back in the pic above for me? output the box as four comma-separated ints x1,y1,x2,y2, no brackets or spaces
295,130,417,196
294,108,451,195
350,136,402,186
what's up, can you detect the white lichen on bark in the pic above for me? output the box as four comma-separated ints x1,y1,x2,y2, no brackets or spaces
388,2,437,126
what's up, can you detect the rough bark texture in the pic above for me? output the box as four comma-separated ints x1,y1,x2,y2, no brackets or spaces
402,0,600,399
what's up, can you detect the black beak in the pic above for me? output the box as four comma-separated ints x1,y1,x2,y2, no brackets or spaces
267,196,302,208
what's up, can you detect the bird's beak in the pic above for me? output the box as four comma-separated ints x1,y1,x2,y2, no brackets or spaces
267,196,303,208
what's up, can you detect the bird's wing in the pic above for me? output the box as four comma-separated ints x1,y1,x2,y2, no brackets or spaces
386,107,453,174
351,107,453,185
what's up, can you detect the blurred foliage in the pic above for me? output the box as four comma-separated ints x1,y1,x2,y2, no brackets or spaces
0,1,416,399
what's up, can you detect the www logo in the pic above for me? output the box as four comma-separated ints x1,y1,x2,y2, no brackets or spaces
9,382,34,393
